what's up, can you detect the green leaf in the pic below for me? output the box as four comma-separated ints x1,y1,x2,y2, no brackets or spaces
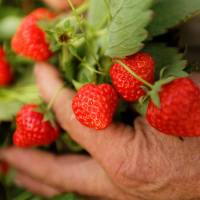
148,0,200,37
0,16,21,39
105,0,154,58
4,168,16,186
0,67,40,121
163,62,188,78
144,43,187,80
0,100,21,121
77,67,95,83
72,80,85,90
149,90,160,107
76,37,100,83
52,193,83,200
29,197,43,200
133,97,149,116
0,6,22,19
13,191,33,200
87,0,110,29
62,134,83,152
148,77,176,108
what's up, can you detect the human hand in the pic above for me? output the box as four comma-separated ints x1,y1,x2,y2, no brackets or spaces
41,0,84,11
0,63,200,200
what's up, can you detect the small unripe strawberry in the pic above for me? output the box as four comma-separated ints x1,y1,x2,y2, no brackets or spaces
147,78,200,137
72,83,118,130
12,8,55,61
14,104,59,147
110,52,155,102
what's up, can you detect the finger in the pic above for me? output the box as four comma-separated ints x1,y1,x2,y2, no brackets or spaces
87,197,112,200
42,0,84,11
42,0,66,10
57,154,90,164
35,63,134,167
0,148,122,199
15,173,61,198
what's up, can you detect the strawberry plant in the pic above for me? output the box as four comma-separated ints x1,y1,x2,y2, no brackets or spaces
0,0,200,199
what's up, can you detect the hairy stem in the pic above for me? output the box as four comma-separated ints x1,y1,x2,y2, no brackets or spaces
116,60,153,89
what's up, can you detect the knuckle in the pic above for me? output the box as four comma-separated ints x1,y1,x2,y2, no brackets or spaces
112,138,162,188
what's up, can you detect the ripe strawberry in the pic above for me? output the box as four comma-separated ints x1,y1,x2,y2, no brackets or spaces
13,104,59,147
110,52,155,101
147,78,200,137
0,48,5,57
11,8,55,61
30,8,56,19
0,48,12,86
72,83,118,130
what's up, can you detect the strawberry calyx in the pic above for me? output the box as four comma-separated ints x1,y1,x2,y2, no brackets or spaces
148,76,176,108
133,77,176,116
72,80,86,90
36,103,57,129
36,85,64,128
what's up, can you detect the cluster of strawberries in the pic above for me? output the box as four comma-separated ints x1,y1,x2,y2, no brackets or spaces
0,9,59,148
73,54,200,138
0,8,199,148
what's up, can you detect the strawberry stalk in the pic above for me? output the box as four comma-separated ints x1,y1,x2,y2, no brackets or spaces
75,1,89,15
47,85,64,110
35,85,64,128
115,60,153,89
115,59,176,107
67,0,102,70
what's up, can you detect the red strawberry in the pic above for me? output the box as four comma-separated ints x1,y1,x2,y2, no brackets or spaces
30,8,56,19
0,47,12,86
0,48,5,57
14,104,59,147
72,83,118,130
11,8,55,61
147,78,200,137
110,52,155,101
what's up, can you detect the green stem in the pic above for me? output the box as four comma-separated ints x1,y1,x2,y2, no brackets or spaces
47,85,64,111
76,0,89,15
116,60,153,89
67,0,84,31
84,63,105,75
96,28,107,37
70,28,107,48
67,0,102,70
61,45,69,70
104,0,112,21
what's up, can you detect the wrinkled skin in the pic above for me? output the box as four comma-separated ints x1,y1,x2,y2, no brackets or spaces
0,63,200,200
1,0,200,199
